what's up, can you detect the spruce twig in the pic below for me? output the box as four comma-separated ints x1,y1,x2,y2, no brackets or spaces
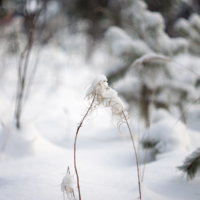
178,148,200,180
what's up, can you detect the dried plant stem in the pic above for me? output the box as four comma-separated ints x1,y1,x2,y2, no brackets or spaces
15,1,44,129
168,97,200,135
74,95,96,200
172,60,200,79
15,45,32,129
122,110,142,200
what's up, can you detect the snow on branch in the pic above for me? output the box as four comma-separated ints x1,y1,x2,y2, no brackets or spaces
131,53,171,67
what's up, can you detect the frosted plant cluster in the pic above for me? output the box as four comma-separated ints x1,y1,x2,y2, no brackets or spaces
86,75,141,199
86,75,108,102
61,168,75,200
103,87,124,115
86,75,127,123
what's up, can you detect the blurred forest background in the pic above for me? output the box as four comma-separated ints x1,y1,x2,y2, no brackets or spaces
1,0,200,125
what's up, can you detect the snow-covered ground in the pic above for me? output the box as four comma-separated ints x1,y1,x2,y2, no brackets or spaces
0,42,200,200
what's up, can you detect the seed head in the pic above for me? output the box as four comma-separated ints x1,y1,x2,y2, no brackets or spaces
61,169,76,200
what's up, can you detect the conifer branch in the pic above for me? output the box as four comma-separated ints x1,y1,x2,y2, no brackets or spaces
178,148,200,180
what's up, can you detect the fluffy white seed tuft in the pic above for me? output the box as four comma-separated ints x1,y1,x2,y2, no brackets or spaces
61,169,76,200
103,87,124,114
85,75,128,126
86,75,108,98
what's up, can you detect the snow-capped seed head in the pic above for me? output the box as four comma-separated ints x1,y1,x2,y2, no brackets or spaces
103,87,124,114
86,75,108,98
85,74,129,127
61,170,75,199
102,87,129,129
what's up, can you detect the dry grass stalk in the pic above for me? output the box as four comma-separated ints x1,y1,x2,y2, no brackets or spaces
74,75,142,199
74,95,97,200
74,75,109,199
122,110,142,200
15,1,44,129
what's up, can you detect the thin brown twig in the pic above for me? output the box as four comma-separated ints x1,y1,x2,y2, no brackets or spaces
122,110,142,200
168,97,200,134
14,1,44,129
21,49,40,112
172,60,200,79
15,44,32,128
74,95,96,200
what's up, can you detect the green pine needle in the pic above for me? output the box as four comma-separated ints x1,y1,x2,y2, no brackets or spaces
177,148,200,180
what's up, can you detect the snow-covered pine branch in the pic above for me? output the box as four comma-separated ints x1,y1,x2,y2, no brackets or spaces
178,147,200,180
174,13,200,55
131,53,171,67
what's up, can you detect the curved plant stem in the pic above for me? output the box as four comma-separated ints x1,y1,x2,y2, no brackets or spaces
122,110,142,200
74,95,96,200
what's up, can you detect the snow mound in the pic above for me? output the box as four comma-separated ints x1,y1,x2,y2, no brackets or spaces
142,109,190,153
186,105,200,131
0,122,56,158
151,109,172,123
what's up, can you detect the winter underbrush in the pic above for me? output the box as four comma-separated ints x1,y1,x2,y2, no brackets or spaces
1,15,200,200
0,43,200,200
